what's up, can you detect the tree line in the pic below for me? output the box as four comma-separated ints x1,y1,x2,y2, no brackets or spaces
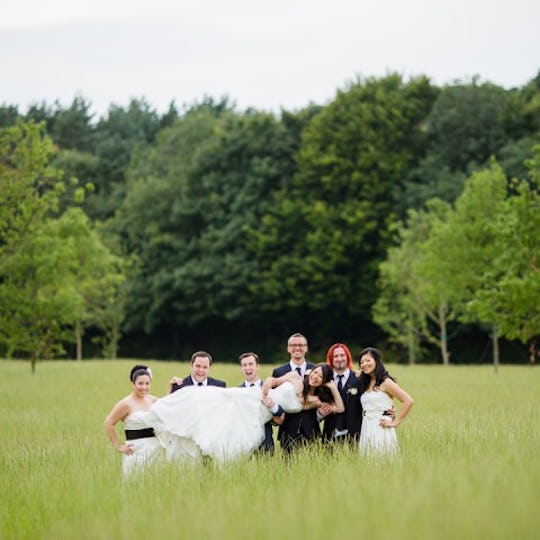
1,72,539,368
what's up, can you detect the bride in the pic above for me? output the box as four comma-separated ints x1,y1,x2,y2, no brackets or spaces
147,364,343,464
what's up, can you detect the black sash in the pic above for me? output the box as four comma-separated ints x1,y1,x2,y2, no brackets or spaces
125,428,155,440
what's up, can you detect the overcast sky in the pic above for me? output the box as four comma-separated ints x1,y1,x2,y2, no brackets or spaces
2,0,539,119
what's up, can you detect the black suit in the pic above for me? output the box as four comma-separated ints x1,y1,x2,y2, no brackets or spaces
272,361,316,454
240,381,274,454
322,370,363,444
170,375,226,393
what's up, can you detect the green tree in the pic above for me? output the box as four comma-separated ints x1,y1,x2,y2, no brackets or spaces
378,156,539,367
438,163,510,371
0,120,124,369
88,98,162,220
48,208,126,360
111,99,234,333
401,79,514,211
52,149,98,211
248,74,436,338
0,120,63,269
0,104,20,128
468,149,540,363
374,200,454,364
373,233,423,364
0,216,84,371
114,101,298,336
0,120,69,371
50,95,95,152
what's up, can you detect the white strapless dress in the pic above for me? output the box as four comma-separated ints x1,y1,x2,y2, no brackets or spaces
148,382,302,464
359,390,398,456
122,411,164,476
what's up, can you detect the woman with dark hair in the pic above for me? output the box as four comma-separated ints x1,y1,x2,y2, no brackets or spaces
104,365,164,476
358,348,414,456
261,363,344,449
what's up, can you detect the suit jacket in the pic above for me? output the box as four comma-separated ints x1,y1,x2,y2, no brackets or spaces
240,381,274,453
170,375,226,393
322,370,363,442
272,361,317,444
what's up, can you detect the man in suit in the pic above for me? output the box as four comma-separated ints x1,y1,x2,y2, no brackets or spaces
321,343,362,445
163,350,225,464
169,350,226,392
238,352,284,455
271,332,316,454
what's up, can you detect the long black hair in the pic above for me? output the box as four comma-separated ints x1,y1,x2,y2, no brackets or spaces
357,348,395,392
303,363,335,403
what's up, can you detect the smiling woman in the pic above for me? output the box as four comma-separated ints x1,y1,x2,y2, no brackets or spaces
103,364,164,476
358,347,414,456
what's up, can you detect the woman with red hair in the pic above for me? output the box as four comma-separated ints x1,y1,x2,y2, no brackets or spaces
322,343,363,444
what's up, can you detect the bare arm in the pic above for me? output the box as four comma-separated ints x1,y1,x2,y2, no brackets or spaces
168,377,184,393
379,379,414,428
104,399,134,455
302,394,322,410
325,380,344,413
262,372,303,396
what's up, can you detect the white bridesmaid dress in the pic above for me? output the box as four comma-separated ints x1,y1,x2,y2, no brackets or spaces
122,411,164,476
359,390,399,456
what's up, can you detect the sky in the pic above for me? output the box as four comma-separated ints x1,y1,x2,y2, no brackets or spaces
1,0,539,119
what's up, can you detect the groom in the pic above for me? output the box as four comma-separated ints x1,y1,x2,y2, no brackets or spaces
271,332,316,454
169,351,226,392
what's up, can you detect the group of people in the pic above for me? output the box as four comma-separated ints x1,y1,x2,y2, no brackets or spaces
104,333,414,476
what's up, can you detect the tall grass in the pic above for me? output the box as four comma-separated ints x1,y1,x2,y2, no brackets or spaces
1,360,538,539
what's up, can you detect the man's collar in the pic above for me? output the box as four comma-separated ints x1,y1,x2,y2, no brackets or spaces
334,368,350,379
289,360,307,370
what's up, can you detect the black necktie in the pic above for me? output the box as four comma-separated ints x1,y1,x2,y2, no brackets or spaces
295,367,302,377
250,383,255,387
197,382,203,386
335,375,346,431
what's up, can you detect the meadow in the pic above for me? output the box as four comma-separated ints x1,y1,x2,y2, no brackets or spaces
1,360,538,540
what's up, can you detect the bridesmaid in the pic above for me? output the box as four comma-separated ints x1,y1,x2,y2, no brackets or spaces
357,348,414,456
104,364,164,476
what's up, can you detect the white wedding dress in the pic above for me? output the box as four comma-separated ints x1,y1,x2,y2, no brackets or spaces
122,411,164,476
148,382,302,464
359,390,398,456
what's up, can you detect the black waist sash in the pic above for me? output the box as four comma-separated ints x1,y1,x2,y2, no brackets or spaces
125,428,155,440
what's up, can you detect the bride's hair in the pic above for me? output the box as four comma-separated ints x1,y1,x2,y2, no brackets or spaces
303,363,334,403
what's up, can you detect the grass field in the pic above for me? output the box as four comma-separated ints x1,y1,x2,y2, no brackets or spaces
1,360,538,540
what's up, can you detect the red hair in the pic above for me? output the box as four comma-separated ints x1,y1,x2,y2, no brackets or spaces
326,343,353,370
